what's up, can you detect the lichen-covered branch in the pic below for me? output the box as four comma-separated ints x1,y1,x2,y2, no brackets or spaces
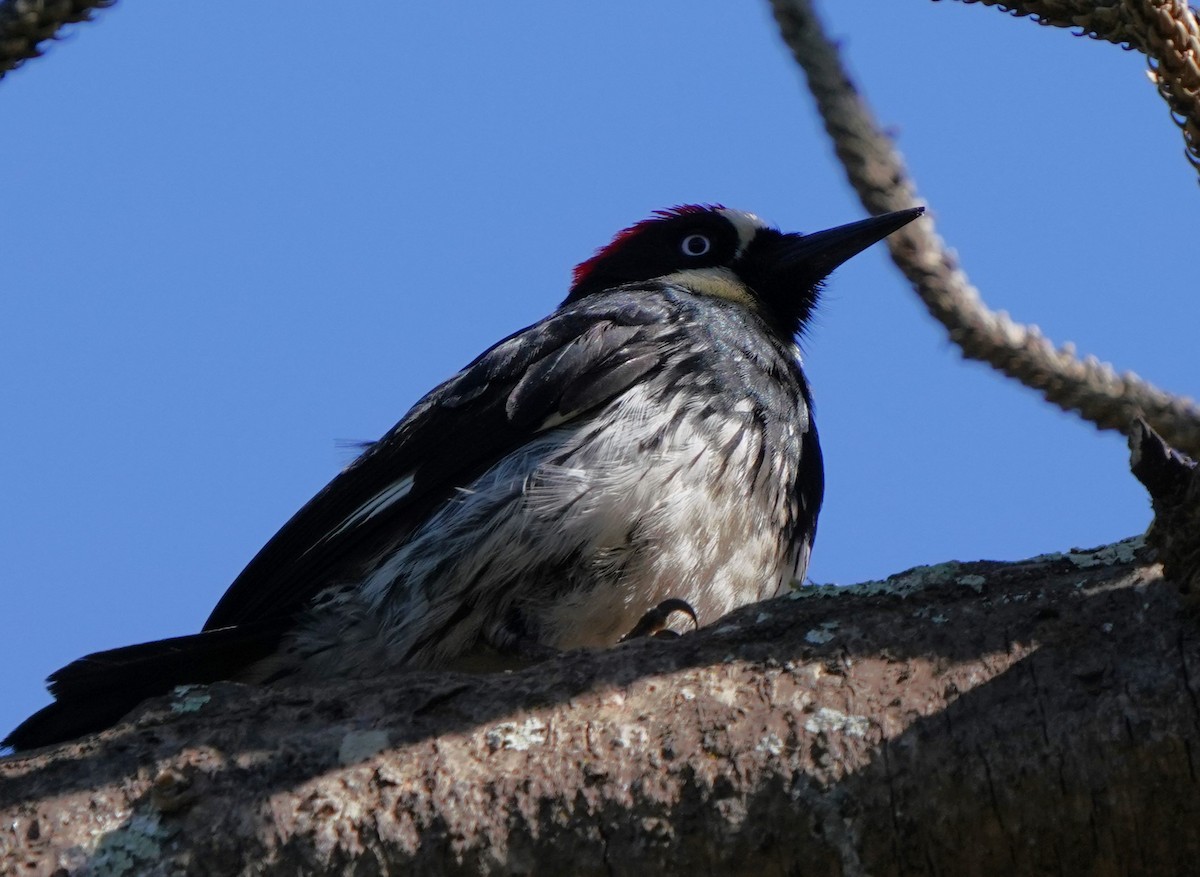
954,0,1200,176
1,540,1196,875
0,0,114,81
770,0,1200,458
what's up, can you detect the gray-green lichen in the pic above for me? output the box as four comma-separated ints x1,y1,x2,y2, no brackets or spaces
956,574,986,592
338,729,391,766
793,535,1145,601
804,620,839,644
88,813,168,877
170,685,211,715
1066,535,1144,568
1030,534,1144,568
793,560,979,599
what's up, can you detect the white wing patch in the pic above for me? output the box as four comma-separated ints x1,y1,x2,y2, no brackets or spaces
327,473,416,539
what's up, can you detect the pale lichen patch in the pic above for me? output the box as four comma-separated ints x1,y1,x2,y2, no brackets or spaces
956,574,986,591
485,717,547,752
337,729,391,766
756,733,784,756
1067,536,1145,569
1030,535,1144,568
804,707,870,738
612,724,650,750
804,620,839,644
794,560,971,599
170,686,211,715
88,812,167,876
794,536,1144,603
710,677,742,707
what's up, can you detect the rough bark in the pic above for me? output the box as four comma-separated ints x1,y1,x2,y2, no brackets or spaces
2,535,1198,876
1131,419,1200,600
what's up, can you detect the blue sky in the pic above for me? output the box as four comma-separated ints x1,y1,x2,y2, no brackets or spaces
3,2,1196,739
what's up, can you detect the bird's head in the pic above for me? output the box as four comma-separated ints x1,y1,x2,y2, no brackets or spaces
566,204,924,338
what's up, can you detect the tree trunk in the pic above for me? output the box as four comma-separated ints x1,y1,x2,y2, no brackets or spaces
2,536,1197,876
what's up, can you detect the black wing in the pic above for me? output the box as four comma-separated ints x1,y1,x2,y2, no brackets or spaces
203,294,678,630
5,293,685,750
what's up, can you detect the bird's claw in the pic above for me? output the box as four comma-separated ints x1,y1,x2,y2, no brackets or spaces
619,598,700,643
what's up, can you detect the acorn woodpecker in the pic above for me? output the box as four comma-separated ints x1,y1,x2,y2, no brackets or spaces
5,204,923,750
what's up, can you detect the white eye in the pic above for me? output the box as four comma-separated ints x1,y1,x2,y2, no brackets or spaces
681,234,711,257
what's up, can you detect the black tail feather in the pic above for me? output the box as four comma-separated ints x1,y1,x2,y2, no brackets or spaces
4,621,289,752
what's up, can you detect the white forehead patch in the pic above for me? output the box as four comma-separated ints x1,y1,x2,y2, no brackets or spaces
717,208,770,256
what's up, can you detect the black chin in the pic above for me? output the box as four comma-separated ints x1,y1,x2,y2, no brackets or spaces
736,208,924,337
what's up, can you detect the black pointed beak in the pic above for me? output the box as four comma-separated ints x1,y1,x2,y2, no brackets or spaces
771,207,924,279
735,206,924,337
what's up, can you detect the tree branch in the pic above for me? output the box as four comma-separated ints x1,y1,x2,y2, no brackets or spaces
3,538,1199,875
769,0,1200,458
0,0,114,81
